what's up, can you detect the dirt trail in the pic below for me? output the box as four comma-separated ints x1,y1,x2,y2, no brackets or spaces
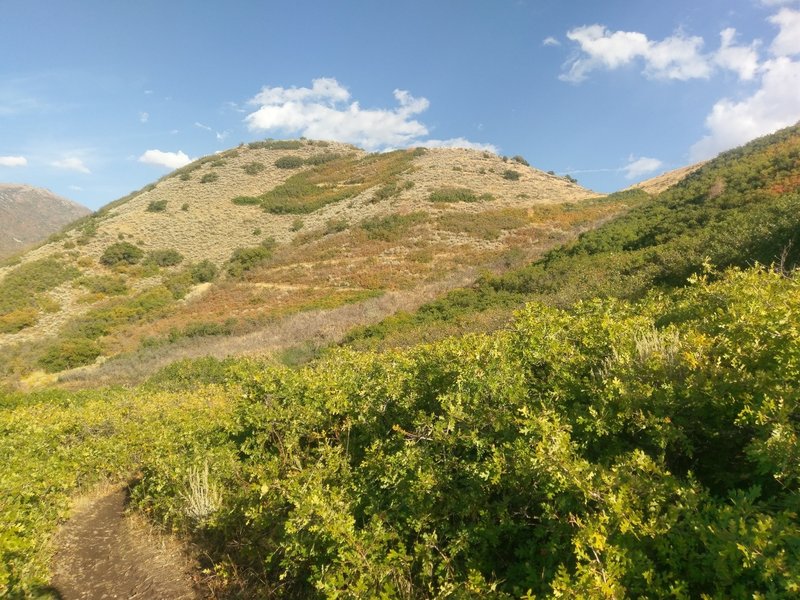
51,487,199,599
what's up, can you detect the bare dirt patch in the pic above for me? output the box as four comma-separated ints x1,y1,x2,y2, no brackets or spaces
51,486,200,599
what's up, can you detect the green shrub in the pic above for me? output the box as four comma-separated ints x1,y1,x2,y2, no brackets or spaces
290,218,304,232
275,156,305,169
100,242,144,266
38,337,102,372
0,258,80,315
503,169,521,181
181,203,189,211
248,139,303,150
162,270,194,299
242,162,266,175
200,172,219,184
227,245,273,278
145,249,184,267
146,200,168,212
360,212,427,241
511,155,530,166
0,308,38,333
232,195,262,206
428,187,494,203
78,275,128,296
304,152,342,166
190,260,219,283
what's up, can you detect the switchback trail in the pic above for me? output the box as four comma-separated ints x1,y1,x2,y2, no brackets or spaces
51,487,200,599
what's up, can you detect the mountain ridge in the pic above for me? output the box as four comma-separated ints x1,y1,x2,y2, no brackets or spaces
0,183,91,259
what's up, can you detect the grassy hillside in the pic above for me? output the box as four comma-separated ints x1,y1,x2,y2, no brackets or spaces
0,141,610,387
346,122,800,350
3,265,798,597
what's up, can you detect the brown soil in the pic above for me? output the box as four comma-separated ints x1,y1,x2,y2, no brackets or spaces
51,486,200,599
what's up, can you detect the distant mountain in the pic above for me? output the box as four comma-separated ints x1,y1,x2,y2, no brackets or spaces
0,184,91,259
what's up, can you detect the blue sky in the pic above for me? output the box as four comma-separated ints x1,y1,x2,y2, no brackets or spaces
1,0,799,209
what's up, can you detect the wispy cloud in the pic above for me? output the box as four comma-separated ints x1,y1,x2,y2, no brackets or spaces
560,23,758,82
245,77,492,152
623,155,663,179
51,157,90,174
195,121,229,142
139,111,149,123
542,36,560,47
138,149,192,169
0,156,27,167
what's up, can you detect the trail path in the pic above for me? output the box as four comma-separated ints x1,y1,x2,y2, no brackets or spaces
51,487,199,599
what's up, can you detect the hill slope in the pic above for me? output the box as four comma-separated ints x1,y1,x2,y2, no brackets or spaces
0,184,90,259
0,140,613,385
347,122,800,349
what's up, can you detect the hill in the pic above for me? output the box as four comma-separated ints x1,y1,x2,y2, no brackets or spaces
346,122,800,350
625,161,706,195
2,128,800,599
0,141,611,386
0,184,90,259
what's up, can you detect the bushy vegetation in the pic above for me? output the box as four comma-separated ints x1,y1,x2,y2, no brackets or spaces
248,139,304,150
226,240,276,278
0,258,80,332
351,123,800,347
145,249,184,267
77,274,128,296
360,212,427,242
38,337,102,372
234,150,417,214
242,161,266,175
503,169,521,180
428,187,494,203
200,172,219,184
0,385,232,595
146,199,168,212
190,260,219,283
275,155,305,169
100,242,144,267
125,266,800,597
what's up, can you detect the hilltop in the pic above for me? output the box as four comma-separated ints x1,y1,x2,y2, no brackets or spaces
0,184,90,259
0,140,611,386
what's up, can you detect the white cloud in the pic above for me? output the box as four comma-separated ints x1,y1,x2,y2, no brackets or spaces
195,121,229,142
623,155,663,179
249,77,351,106
51,157,90,174
690,55,800,159
194,121,212,132
246,78,432,150
0,155,27,167
416,137,499,153
246,77,494,151
769,8,800,56
139,111,149,123
138,149,192,169
543,36,560,47
561,24,760,82
714,28,761,80
69,185,83,191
